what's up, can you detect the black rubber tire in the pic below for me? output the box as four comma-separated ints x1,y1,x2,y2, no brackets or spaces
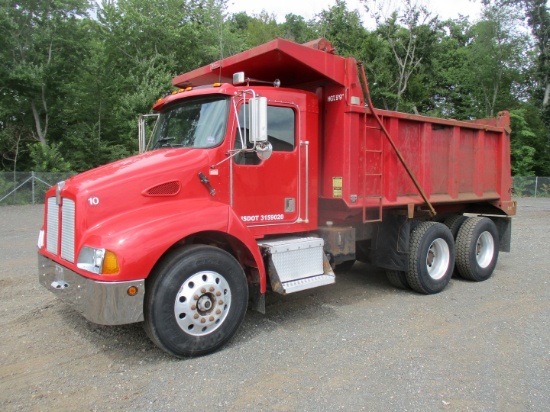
456,217,500,281
444,215,468,239
144,245,248,357
406,222,455,294
386,270,410,289
335,260,355,272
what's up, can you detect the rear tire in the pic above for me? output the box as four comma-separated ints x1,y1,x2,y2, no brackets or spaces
444,215,467,239
386,270,409,289
456,217,499,281
406,222,455,294
144,245,248,357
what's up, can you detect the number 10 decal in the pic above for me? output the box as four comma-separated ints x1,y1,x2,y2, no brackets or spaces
88,197,100,206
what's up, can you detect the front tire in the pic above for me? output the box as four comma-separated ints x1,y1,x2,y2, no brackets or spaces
144,245,248,357
456,217,499,281
406,222,455,294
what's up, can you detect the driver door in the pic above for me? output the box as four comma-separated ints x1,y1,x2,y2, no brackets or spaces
231,103,301,230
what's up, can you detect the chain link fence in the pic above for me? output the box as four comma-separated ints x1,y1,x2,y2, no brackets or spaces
512,176,550,198
0,172,75,205
1,173,549,205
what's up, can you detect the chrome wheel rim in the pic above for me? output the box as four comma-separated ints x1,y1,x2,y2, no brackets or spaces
174,271,231,336
476,231,494,268
426,238,450,280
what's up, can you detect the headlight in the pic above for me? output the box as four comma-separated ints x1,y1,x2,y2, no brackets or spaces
37,230,44,249
77,246,120,275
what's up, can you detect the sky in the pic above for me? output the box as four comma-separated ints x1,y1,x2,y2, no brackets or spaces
226,0,483,25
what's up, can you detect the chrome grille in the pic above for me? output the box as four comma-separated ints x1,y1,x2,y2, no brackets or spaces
46,197,58,255
45,196,76,262
61,199,75,262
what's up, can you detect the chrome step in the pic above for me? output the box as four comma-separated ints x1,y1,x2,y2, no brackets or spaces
280,274,335,294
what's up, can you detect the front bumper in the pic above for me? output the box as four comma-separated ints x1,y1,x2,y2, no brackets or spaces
38,254,145,325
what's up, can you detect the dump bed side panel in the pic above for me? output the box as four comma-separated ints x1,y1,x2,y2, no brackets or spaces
319,106,514,219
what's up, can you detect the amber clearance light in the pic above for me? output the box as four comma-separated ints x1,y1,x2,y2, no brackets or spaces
102,250,120,275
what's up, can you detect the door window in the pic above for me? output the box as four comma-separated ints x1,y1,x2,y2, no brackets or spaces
234,105,295,165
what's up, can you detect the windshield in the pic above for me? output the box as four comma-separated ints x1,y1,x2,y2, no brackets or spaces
148,96,230,150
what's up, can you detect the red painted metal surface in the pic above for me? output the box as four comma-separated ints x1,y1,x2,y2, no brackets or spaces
173,37,513,221
38,37,514,294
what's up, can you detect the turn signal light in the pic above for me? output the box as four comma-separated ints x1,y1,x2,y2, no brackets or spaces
102,250,120,275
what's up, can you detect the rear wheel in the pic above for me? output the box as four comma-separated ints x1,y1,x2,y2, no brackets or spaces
386,270,409,289
456,217,499,281
144,245,248,357
406,222,455,294
444,215,467,239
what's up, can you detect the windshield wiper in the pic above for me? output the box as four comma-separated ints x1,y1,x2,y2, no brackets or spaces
154,137,176,148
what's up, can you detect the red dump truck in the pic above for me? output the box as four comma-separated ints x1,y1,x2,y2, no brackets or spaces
38,38,515,357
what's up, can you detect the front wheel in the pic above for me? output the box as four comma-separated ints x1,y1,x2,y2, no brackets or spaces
144,245,248,357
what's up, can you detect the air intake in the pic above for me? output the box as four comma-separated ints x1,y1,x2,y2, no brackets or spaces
143,181,181,197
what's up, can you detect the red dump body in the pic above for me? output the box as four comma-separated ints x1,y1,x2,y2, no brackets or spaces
173,38,515,222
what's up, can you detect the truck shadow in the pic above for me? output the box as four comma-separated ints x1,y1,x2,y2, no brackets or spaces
59,262,419,363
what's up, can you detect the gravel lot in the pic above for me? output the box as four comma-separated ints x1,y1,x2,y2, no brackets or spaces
1,199,549,411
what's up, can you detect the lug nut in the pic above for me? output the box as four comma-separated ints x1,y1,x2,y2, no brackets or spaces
216,291,221,296
209,287,214,292
194,295,199,300
191,305,196,310
209,316,214,321
193,314,199,319
215,309,221,315
218,300,223,305
201,288,206,293
200,318,206,323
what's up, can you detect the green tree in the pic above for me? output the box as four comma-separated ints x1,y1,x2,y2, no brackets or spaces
281,14,316,43
317,0,368,58
245,11,281,47
29,142,72,172
468,2,530,117
362,0,438,112
0,0,92,147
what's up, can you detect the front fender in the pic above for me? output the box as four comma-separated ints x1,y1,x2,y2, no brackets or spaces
227,207,267,293
78,199,265,286
79,199,227,281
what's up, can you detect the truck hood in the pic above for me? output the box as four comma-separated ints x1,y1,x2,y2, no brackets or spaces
59,148,219,230
66,148,208,192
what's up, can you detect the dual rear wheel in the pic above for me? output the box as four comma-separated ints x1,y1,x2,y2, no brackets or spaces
386,217,500,294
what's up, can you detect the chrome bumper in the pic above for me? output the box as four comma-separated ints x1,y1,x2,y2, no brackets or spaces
38,254,145,325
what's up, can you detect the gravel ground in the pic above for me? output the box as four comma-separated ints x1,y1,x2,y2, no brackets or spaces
0,199,549,411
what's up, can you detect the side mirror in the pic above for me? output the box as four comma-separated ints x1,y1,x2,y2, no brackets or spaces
249,97,267,143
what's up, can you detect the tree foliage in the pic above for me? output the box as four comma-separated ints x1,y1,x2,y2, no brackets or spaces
0,0,549,175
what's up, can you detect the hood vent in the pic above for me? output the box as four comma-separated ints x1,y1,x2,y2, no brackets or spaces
143,181,181,197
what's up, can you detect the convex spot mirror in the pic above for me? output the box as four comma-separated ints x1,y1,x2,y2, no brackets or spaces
256,141,273,161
